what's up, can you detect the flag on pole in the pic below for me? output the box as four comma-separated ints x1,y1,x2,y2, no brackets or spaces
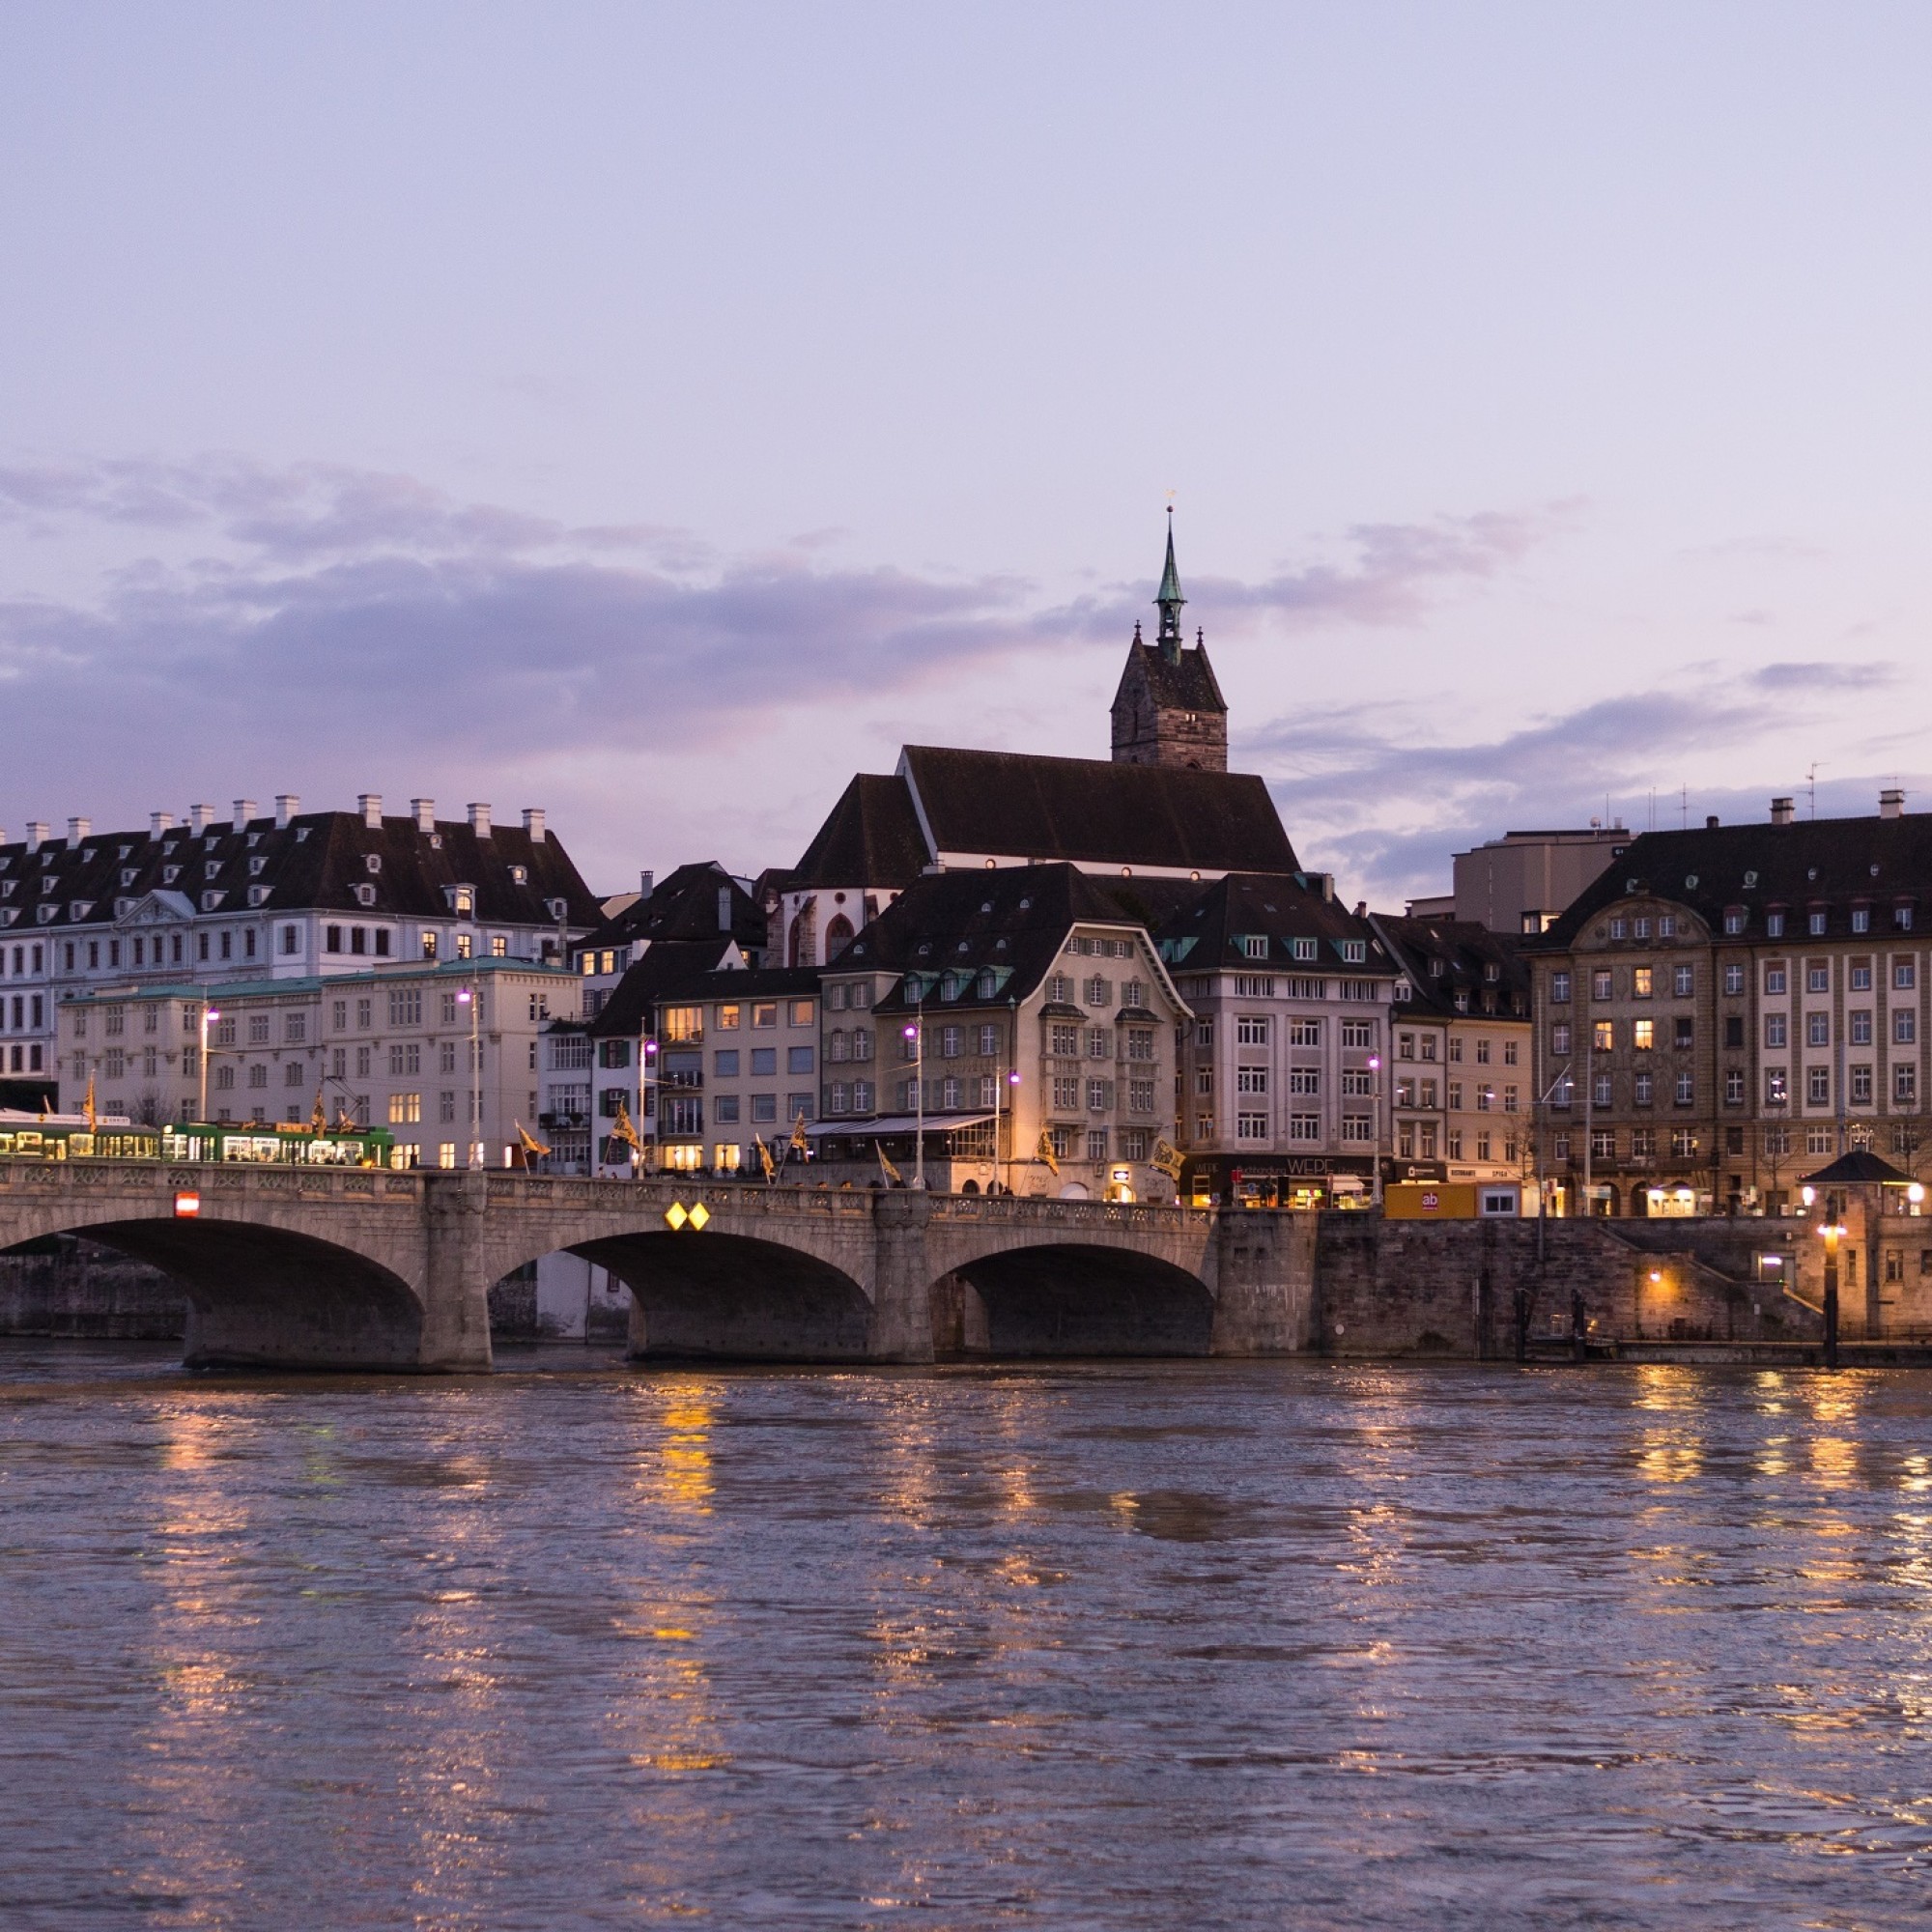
876,1141,903,1187
82,1075,97,1132
1035,1127,1059,1177
1151,1137,1184,1180
756,1136,776,1181
611,1098,642,1155
789,1112,810,1156
311,1091,328,1134
516,1121,552,1159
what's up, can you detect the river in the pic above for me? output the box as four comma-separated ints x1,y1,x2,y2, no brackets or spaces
0,1344,1928,1928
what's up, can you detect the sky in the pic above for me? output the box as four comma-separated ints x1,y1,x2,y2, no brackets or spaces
3,2,1930,904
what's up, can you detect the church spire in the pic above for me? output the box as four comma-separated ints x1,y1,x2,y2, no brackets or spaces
1154,508,1185,663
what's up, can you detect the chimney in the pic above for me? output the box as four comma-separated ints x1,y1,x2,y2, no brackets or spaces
232,799,256,834
1771,796,1795,826
468,803,492,838
150,811,173,838
1705,815,1719,830
67,816,91,846
718,885,733,933
522,807,545,843
411,797,436,833
358,793,383,829
639,869,654,898
1881,787,1905,820
274,794,298,830
188,804,215,835
25,821,47,853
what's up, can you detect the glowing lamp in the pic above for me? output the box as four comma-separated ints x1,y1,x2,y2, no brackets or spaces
1801,1184,1816,1208
1911,1183,1926,1206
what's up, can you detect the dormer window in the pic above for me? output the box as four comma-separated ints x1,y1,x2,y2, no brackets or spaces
204,836,218,851
246,832,261,847
509,865,528,885
1429,956,1444,977
120,869,136,888
296,828,310,842
355,883,377,908
200,891,224,912
162,867,180,885
364,854,382,874
1340,939,1366,964
1241,935,1268,959
1723,907,1746,935
248,886,270,907
204,861,220,881
249,857,267,876
81,849,95,864
445,885,474,917
429,832,442,850
116,845,129,861
1484,961,1500,981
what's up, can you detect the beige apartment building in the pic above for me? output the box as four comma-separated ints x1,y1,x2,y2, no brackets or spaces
58,956,577,1167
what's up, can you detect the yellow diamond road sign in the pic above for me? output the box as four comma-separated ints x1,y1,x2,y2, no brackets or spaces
688,1201,710,1231
665,1201,689,1231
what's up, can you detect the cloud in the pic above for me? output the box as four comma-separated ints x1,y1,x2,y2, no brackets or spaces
0,455,1586,887
1249,660,1907,904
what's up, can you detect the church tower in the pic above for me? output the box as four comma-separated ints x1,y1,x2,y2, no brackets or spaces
1109,516,1229,770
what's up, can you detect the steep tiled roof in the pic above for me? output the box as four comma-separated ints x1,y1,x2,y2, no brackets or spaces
1110,638,1226,718
0,810,599,933
835,864,1170,1013
1535,810,1932,949
1155,872,1393,975
585,954,822,1038
1373,914,1531,1019
898,746,1295,873
577,861,763,954
789,775,930,888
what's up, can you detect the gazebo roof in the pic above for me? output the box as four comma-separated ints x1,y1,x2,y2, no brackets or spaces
1797,1149,1915,1187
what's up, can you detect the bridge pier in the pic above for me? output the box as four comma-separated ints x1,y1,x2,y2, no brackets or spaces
1208,1210,1318,1354
418,1171,497,1373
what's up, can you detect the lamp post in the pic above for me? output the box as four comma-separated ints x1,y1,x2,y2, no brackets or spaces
457,983,480,1168
641,1037,658,1176
1367,1052,1383,1208
1817,1217,1845,1369
903,1009,925,1189
197,1007,221,1126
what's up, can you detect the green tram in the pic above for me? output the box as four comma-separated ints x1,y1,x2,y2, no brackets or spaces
0,1114,397,1168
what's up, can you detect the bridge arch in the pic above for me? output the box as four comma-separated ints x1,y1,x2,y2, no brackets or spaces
493,1225,875,1362
2,1208,424,1370
930,1239,1215,1357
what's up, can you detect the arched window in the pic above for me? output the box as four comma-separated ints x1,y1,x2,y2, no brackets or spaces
787,916,804,968
825,913,855,959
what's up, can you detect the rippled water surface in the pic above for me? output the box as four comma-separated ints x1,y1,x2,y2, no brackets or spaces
3,1345,1932,1928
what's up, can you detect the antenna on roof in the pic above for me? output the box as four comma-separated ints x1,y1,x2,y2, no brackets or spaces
1680,783,1688,830
1806,761,1823,818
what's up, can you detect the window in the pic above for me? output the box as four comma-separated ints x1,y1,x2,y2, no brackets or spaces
1418,1034,1436,1061
1633,1018,1654,1050
1670,1128,1696,1160
787,1045,814,1074
790,1000,813,1027
387,988,422,1027
1050,1023,1080,1057
1291,938,1317,963
1671,1072,1691,1106
1590,1128,1614,1160
1593,1073,1611,1107
1288,1113,1320,1143
1807,1067,1830,1105
1088,1029,1110,1060
1766,1014,1787,1049
1848,1009,1873,1045
1551,1023,1571,1056
1896,960,1918,990
1723,910,1746,935
1550,971,1571,1003
1723,964,1745,996
1128,1079,1155,1113
752,1003,778,1029
1853,909,1871,934
1086,1078,1110,1111
1724,1015,1745,1048
1289,1018,1321,1047
1592,971,1612,1000
1767,913,1786,938
1807,911,1827,937
1634,1071,1654,1106
1807,964,1830,993
1593,1020,1613,1051
1670,966,1691,998
1765,1068,1788,1105
1053,1075,1080,1110
1898,1065,1918,1104
941,1077,961,1109
1724,1069,1745,1105
388,1043,421,1076
1236,1015,1270,1046
1609,919,1627,941
1851,963,1873,991
1126,1029,1155,1062
1899,906,1917,931
1806,1012,1829,1048
1765,964,1787,995
751,1047,777,1076
1448,1037,1463,1063
750,1094,777,1123
1240,935,1267,960
388,1093,422,1124
1084,1128,1109,1162
1195,1020,1213,1048
1448,1081,1463,1110
1633,967,1653,999
1634,918,1651,941
1342,1019,1375,1048
1852,1065,1874,1105
1898,1010,1918,1045
1234,1109,1271,1143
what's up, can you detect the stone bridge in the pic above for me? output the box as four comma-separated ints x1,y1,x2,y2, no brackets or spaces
0,1164,1317,1371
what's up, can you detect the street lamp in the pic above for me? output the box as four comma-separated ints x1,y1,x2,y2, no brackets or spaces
641,1037,658,1176
1367,1052,1383,1209
902,1016,925,1189
197,1007,221,1127
456,984,480,1168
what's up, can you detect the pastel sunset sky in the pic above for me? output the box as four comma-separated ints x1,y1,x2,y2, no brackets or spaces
3,3,1928,899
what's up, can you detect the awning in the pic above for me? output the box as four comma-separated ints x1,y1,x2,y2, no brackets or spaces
807,1112,994,1138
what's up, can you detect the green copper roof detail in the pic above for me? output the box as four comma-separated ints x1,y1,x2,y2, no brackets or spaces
1154,513,1185,657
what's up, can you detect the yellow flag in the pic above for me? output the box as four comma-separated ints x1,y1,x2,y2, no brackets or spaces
1036,1126,1060,1178
876,1141,903,1187
516,1121,552,1158
757,1136,776,1180
1151,1137,1184,1180
311,1091,327,1134
789,1111,810,1154
82,1074,97,1132
611,1098,642,1153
